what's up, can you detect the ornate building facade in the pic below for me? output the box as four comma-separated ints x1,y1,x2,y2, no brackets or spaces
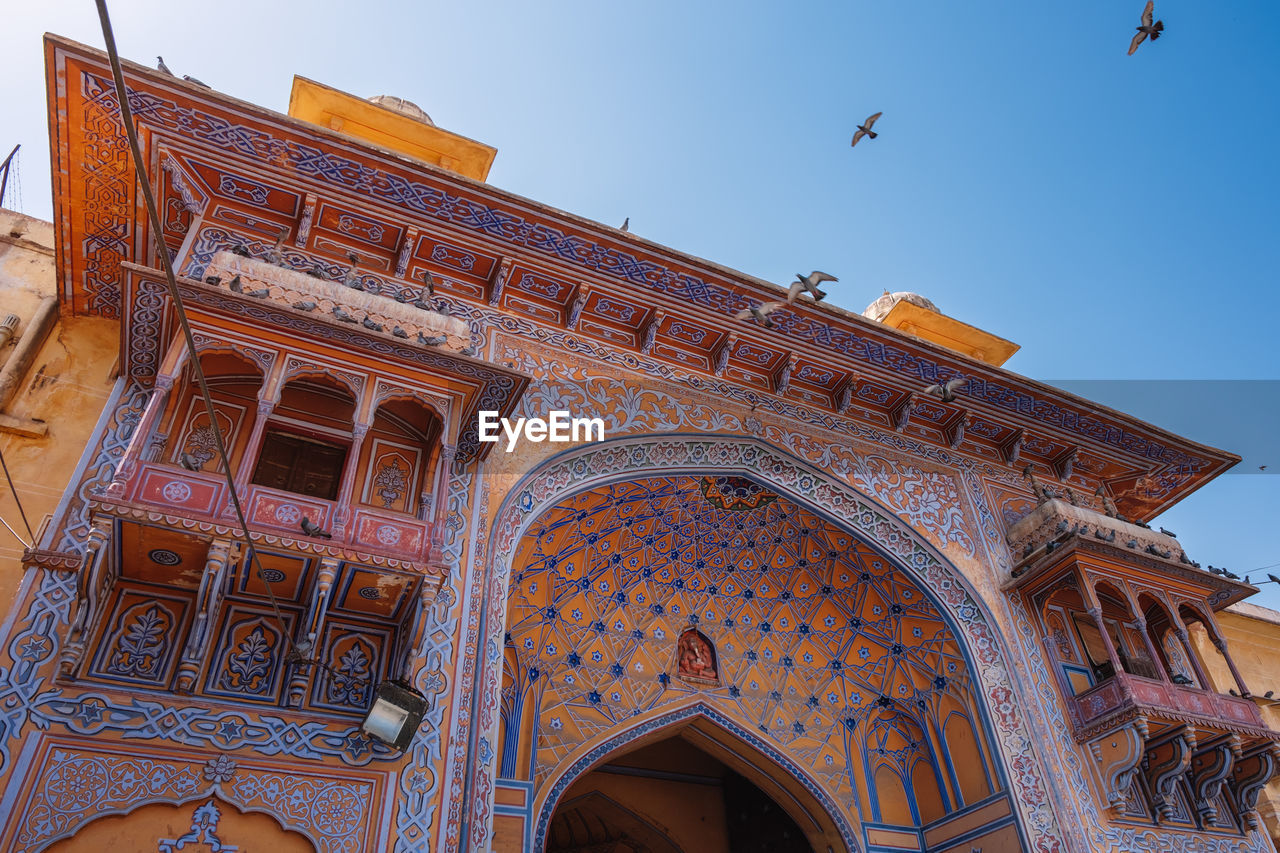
0,34,1275,852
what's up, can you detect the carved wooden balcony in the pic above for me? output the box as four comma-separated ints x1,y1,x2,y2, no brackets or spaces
1071,671,1269,741
98,459,443,577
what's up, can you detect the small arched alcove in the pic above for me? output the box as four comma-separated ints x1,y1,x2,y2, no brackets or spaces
167,348,265,474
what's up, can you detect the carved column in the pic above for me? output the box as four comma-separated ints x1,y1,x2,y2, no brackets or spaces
427,444,456,567
175,538,234,693
397,585,436,681
228,398,276,505
1087,606,1126,680
332,422,369,540
1131,617,1170,683
1191,734,1241,826
105,376,175,497
286,556,338,707
1168,606,1213,689
58,516,114,678
1211,635,1252,698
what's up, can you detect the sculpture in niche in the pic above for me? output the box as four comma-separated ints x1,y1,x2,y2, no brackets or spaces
677,628,718,683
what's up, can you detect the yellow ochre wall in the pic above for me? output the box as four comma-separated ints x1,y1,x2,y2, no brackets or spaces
0,208,117,611
1190,602,1280,847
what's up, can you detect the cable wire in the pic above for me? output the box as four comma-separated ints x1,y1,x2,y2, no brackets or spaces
95,0,297,658
0,445,36,543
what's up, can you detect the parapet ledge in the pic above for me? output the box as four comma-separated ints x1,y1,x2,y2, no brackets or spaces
1007,499,1186,565
205,251,470,351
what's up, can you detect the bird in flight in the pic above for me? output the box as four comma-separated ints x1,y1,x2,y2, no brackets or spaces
1128,1,1164,55
851,112,883,147
734,301,786,329
923,377,967,403
787,271,838,303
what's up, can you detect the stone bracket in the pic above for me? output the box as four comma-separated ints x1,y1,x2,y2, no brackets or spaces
1088,716,1148,815
1143,724,1196,822
58,514,115,678
175,538,235,693
1229,742,1280,831
1190,733,1241,826
286,556,339,707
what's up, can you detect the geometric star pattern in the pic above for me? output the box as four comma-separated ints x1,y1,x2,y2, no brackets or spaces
502,476,997,826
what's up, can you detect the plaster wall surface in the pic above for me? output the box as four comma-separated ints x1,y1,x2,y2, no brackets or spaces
0,208,117,610
1192,604,1280,848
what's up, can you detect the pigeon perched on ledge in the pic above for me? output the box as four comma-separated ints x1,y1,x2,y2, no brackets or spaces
300,516,332,539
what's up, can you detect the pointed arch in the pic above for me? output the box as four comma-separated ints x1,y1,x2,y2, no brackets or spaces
535,700,858,852
466,434,1058,852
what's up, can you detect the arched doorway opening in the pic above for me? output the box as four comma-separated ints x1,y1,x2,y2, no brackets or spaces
500,472,1016,852
548,729,814,853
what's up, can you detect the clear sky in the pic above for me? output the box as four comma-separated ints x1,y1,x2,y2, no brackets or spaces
3,2,1278,608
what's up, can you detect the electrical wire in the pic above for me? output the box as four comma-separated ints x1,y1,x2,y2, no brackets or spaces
94,0,301,664
0,444,36,543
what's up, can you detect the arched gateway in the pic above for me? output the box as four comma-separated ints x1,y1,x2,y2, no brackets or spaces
473,435,1062,852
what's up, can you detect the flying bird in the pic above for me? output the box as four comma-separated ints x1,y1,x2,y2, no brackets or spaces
787,271,838,303
157,56,174,75
924,377,967,403
851,112,883,147
417,332,447,347
332,306,358,323
300,516,332,539
227,274,243,293
1128,1,1164,55
734,301,786,329
178,452,203,471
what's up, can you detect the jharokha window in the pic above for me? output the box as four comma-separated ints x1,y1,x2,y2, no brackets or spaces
251,431,348,500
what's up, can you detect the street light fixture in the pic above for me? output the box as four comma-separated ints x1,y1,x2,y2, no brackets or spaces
362,679,428,751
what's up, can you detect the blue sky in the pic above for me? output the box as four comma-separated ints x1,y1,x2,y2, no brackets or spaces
3,2,1278,605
